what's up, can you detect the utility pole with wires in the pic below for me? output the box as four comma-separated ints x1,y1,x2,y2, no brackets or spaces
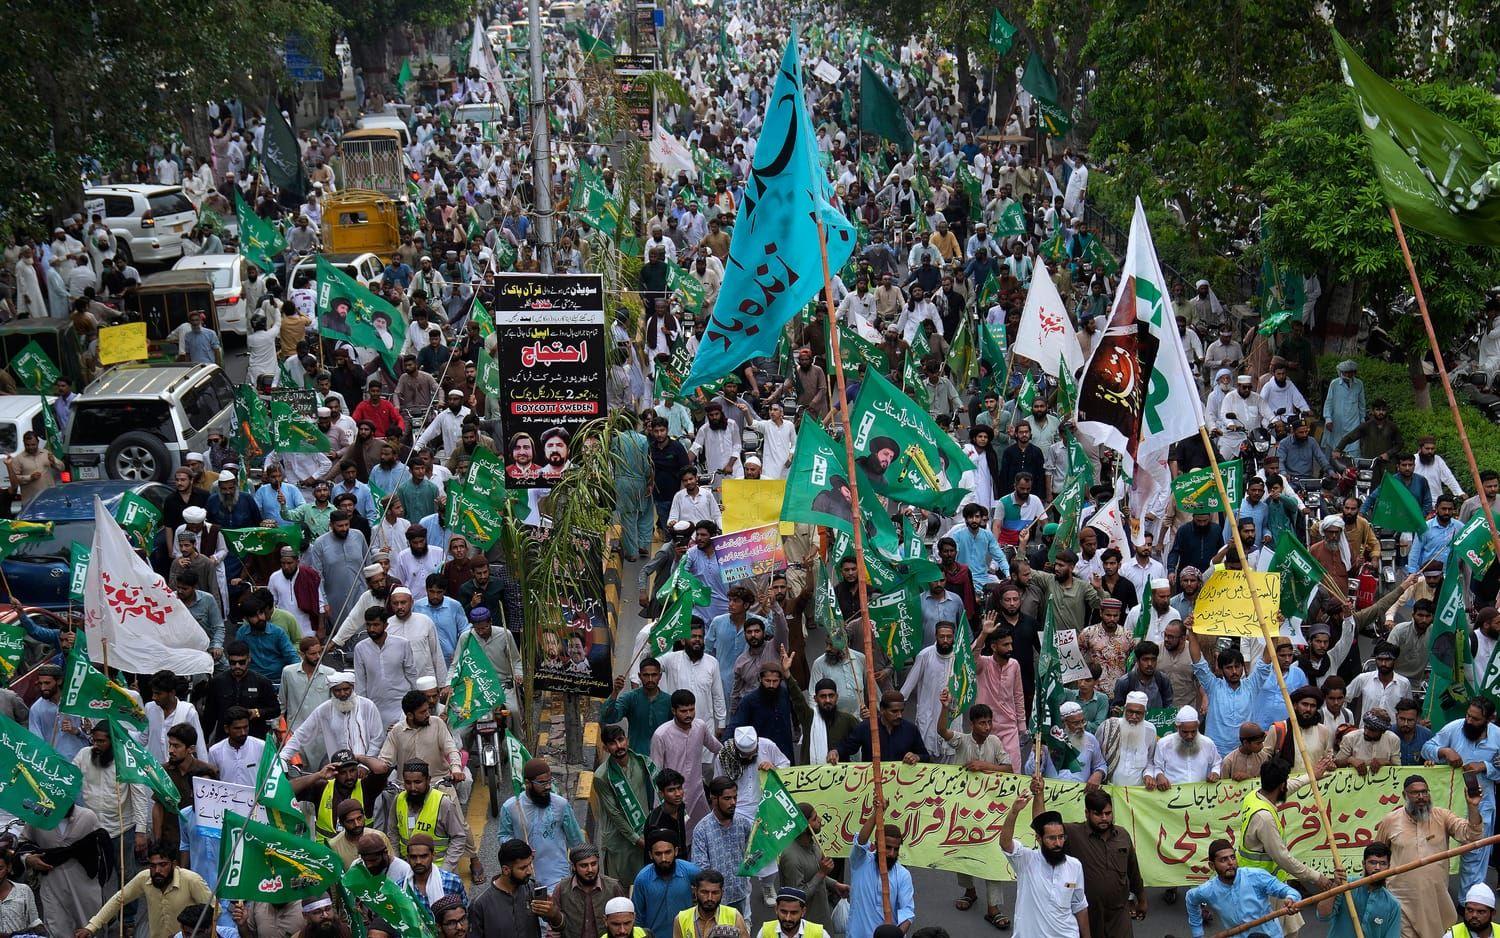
527,0,557,273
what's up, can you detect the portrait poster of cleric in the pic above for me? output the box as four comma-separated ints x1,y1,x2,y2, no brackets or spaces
488,274,607,488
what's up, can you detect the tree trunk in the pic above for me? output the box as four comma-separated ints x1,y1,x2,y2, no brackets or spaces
1408,354,1433,410
348,33,392,101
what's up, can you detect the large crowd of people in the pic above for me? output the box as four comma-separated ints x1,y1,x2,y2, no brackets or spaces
1,2,1498,938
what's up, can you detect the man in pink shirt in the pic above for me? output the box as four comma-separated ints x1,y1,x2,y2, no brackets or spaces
973,611,1027,767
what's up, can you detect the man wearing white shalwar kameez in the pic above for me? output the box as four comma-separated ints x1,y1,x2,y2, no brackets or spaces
900,624,958,761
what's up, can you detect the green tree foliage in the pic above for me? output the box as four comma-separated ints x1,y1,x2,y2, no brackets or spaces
1250,81,1500,347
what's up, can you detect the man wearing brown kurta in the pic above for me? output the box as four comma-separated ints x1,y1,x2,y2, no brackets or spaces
1373,773,1484,938
1063,789,1145,938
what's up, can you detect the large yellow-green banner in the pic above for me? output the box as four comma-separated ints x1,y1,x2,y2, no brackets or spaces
780,763,1461,885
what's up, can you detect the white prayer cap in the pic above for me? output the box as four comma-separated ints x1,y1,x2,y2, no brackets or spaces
1059,701,1083,718
1320,515,1346,533
182,507,207,524
302,897,334,912
317,407,332,417
1176,706,1200,725
330,672,356,687
1150,577,1170,591
390,586,413,598
605,898,635,917
217,470,238,483
1126,691,1149,707
413,676,438,691
1468,884,1497,909
734,726,758,751
362,563,384,578
1195,279,1209,288
186,451,205,463
744,455,761,467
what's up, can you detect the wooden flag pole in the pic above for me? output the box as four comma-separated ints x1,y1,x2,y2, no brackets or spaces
1195,424,1366,938
815,216,893,922
1388,207,1500,564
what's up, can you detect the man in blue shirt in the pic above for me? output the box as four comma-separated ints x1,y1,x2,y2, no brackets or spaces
233,597,299,681
1186,839,1299,938
848,794,915,938
177,310,222,365
1408,494,1460,574
415,574,468,661
1394,698,1434,765
252,462,306,524
632,830,700,938
1422,697,1500,893
1314,842,1402,938
683,523,730,623
944,503,1009,588
1189,624,1265,756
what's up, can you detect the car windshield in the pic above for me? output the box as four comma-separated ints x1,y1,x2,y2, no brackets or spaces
201,267,234,289
12,491,131,560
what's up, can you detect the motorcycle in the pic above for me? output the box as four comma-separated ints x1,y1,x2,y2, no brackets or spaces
474,707,509,818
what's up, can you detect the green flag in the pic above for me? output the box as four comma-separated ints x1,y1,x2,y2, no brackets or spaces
1425,551,1472,725
780,419,900,557
1081,235,1118,275
1020,50,1071,136
858,60,913,153
903,327,931,408
1268,530,1328,619
233,385,273,461
1332,30,1500,246
268,398,332,454
827,324,889,379
223,525,305,556
395,57,412,95
571,24,615,59
988,9,1016,56
113,491,160,553
994,201,1027,238
850,370,974,514
447,482,507,549
1039,227,1068,263
255,735,306,833
1056,361,1079,416
221,810,343,902
1257,309,1296,336
947,314,977,391
1031,599,1080,770
1452,513,1499,575
261,101,309,200
957,161,984,209
947,610,978,719
0,519,53,561
109,720,179,808
736,769,808,876
1049,434,1094,562
868,585,922,671
0,714,83,828
11,341,60,393
448,634,508,730
235,191,285,273
315,257,407,372
469,300,501,398
653,334,695,400
37,395,65,460
647,593,696,657
1170,460,1243,514
666,261,706,312
1015,370,1038,413
67,542,89,603
979,322,1009,394
0,621,22,687
59,642,146,728
655,560,712,608
570,163,620,238
504,731,532,797
1369,473,1428,533
344,862,434,938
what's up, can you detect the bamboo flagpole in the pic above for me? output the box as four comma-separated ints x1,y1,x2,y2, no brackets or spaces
1215,827,1500,938
1195,424,1367,938
816,216,894,921
1387,207,1500,566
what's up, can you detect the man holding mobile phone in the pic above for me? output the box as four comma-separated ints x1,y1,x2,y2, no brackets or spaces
470,839,563,938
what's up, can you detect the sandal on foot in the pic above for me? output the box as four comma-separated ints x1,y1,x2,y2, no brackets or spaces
954,890,978,911
985,912,1010,930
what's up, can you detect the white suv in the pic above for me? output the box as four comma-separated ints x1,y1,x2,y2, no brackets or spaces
84,184,199,264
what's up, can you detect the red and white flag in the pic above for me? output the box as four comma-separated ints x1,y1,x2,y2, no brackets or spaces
1014,261,1084,379
83,497,214,675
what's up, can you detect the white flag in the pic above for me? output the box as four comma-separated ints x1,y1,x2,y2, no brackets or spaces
83,497,213,676
649,128,697,179
1084,496,1130,554
468,16,507,103
1014,261,1083,379
1072,199,1202,480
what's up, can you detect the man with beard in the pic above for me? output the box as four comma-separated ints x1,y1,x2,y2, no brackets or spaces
368,442,412,499
1078,596,1132,690
1375,774,1484,938
602,658,671,755
499,759,585,891
28,663,89,759
268,546,329,642
206,470,263,530
1312,843,1402,938
373,691,464,792
1348,642,1413,721
326,799,389,869
387,585,447,684
833,691,930,765
1423,698,1500,895
901,619,961,758
946,504,1010,594
407,833,468,915
353,608,422,727
1188,623,1259,756
1023,551,1099,635
594,725,655,885
155,725,216,851
778,805,845,926
1185,839,1300,938
690,403,742,481
74,725,149,907
1145,706,1220,791
684,522,731,622
771,346,829,419
308,511,370,629
1236,758,1332,937
1096,692,1158,786
706,585,763,707
806,630,867,719
207,705,265,786
726,665,804,767
1026,701,1107,784
80,843,213,938
552,844,627,938
328,422,383,483
1064,790,1146,937
291,747,385,845
1000,778,1087,938
288,896,352,938
847,794,915,938
1447,886,1498,938
539,426,573,481
650,690,724,835
799,679,858,763
938,694,1011,927
658,622,727,740
283,674,388,771
162,466,209,532
201,643,280,740
416,389,472,459
1267,685,1336,770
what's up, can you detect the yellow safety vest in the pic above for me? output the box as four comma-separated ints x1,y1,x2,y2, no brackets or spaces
316,780,365,842
1236,789,1286,879
759,923,826,938
676,905,740,938
394,789,450,861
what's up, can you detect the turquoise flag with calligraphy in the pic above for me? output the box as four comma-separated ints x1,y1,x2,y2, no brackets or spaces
680,28,855,394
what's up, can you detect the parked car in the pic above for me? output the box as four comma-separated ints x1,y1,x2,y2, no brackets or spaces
0,482,170,611
172,254,252,335
84,184,198,264
288,251,384,289
66,363,236,483
0,397,52,516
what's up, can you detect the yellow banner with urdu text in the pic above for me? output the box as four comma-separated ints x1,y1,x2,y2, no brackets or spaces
779,763,1458,885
